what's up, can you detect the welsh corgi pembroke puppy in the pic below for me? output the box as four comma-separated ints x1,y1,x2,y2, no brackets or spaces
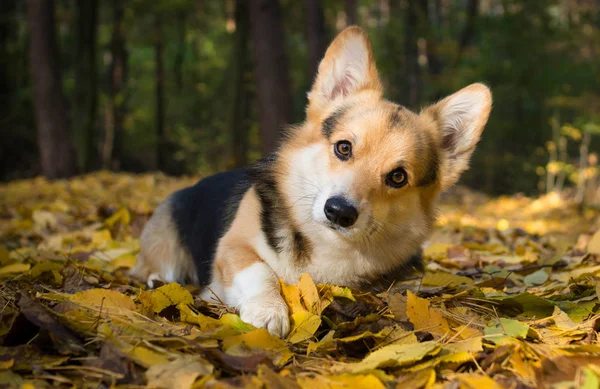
131,26,492,338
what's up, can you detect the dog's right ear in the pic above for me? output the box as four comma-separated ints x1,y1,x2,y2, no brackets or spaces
307,26,382,116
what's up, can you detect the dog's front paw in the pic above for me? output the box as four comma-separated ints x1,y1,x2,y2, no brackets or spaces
239,295,290,338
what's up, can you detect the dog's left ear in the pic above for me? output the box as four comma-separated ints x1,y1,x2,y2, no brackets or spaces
422,83,492,190
307,26,382,116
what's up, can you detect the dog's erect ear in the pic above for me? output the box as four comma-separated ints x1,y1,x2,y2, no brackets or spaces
307,26,382,115
422,83,492,190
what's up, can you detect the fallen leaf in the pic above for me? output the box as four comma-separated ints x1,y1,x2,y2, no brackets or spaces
288,311,321,344
298,374,386,389
406,291,450,337
333,341,441,373
523,269,549,286
70,288,136,312
298,273,321,314
422,272,474,287
484,318,529,344
280,281,307,315
222,329,293,366
146,355,213,389
0,263,30,277
152,283,194,313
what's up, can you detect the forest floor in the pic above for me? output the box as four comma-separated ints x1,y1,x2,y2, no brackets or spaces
0,172,599,389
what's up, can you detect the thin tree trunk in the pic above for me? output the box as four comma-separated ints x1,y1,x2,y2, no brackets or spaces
103,0,128,171
27,0,78,178
154,15,167,171
453,0,479,67
345,0,358,25
73,0,98,172
405,0,421,107
305,0,327,83
231,0,250,168
248,0,293,154
173,11,187,92
420,0,443,78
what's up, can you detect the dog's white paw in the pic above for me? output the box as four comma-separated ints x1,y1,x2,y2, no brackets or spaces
239,296,290,338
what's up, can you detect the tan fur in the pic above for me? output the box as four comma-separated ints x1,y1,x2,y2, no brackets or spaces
130,198,198,286
213,187,265,287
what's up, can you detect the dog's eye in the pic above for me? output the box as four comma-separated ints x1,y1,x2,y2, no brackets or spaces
386,168,408,188
334,140,352,160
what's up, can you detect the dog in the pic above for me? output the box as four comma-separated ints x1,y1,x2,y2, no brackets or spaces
130,26,492,338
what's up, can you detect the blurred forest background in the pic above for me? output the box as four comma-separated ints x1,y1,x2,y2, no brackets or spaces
1,0,599,200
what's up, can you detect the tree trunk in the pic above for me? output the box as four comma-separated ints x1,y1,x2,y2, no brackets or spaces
27,0,78,179
231,0,251,168
305,0,327,83
73,0,98,172
248,0,293,154
405,0,421,108
154,15,167,171
173,11,187,92
453,0,479,67
345,0,358,26
103,0,128,171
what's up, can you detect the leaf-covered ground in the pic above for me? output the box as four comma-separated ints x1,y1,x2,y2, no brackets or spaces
1,172,600,389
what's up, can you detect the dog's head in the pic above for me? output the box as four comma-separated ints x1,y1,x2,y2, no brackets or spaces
280,27,492,244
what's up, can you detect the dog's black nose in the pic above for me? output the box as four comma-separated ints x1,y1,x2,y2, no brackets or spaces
324,197,358,228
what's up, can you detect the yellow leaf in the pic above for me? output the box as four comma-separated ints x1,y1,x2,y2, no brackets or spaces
587,229,600,254
298,374,386,389
145,355,213,389
553,306,577,330
135,290,156,316
70,288,136,312
222,328,293,366
287,311,321,344
423,243,452,259
406,291,451,337
457,374,504,389
220,313,256,332
396,368,436,389
104,207,131,228
91,229,112,247
422,272,474,287
125,345,171,368
28,261,63,278
280,280,307,315
0,246,10,265
0,263,30,276
327,285,356,301
298,273,321,314
333,341,441,373
443,337,483,354
110,253,137,269
152,283,194,313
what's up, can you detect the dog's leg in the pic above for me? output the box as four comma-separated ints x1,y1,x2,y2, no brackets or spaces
213,249,289,338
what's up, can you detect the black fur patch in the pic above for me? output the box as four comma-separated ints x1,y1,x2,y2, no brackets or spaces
170,168,252,285
250,154,284,252
322,106,348,138
416,138,439,187
250,154,312,263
